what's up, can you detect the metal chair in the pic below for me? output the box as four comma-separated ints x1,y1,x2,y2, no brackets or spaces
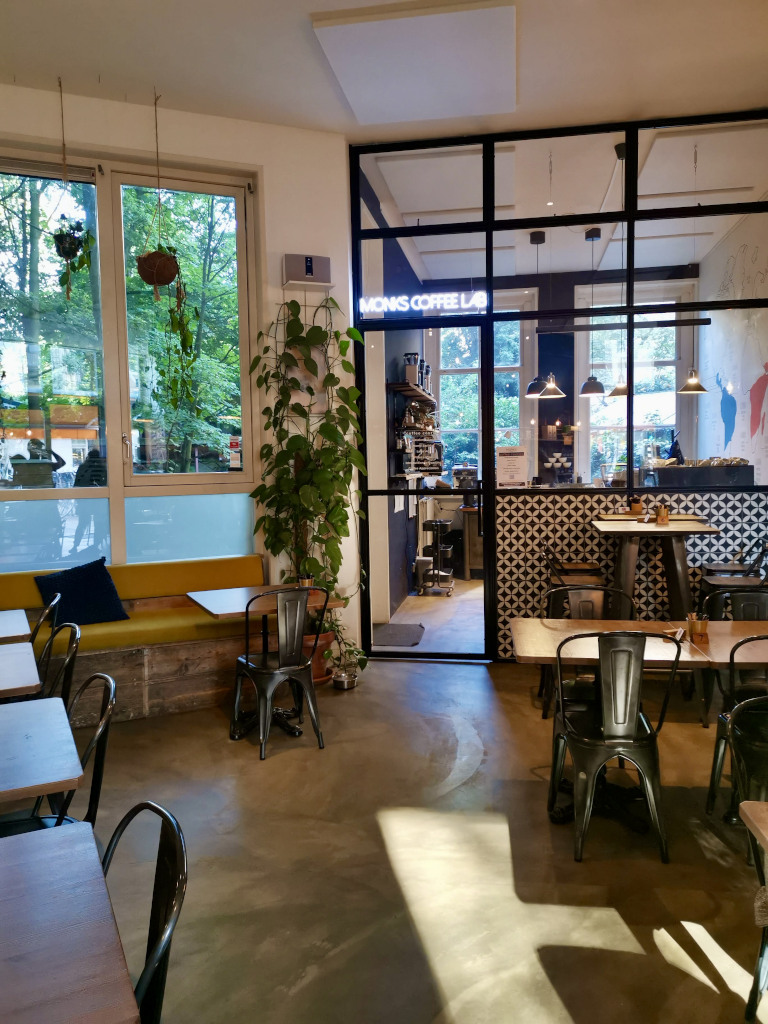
102,801,188,1024
727,697,768,1021
543,543,602,579
702,538,768,577
231,586,328,759
703,588,768,623
698,542,768,612
538,585,636,719
706,636,768,817
28,591,60,646
547,630,682,862
36,622,81,706
0,672,116,836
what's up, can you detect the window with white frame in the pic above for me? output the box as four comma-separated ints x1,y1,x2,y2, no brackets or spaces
0,159,256,571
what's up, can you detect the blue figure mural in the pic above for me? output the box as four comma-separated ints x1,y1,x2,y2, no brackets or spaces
716,373,737,451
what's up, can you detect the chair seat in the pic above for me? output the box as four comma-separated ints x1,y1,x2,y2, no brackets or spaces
559,560,602,573
703,574,764,590
237,652,310,675
563,707,655,746
703,562,753,576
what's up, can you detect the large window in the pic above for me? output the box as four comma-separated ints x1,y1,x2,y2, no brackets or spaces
0,159,255,571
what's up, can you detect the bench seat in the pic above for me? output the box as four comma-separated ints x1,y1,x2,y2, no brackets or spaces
0,554,265,722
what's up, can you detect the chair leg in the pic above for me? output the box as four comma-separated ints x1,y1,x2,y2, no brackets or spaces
548,732,567,812
258,692,273,760
298,681,324,750
290,681,304,723
540,666,554,720
573,764,601,862
706,718,729,814
230,671,245,741
746,927,768,1021
637,756,669,863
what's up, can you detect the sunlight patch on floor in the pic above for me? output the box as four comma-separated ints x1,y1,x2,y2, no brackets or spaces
377,808,645,1023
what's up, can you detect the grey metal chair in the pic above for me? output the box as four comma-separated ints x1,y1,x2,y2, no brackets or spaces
102,801,188,1024
727,697,768,1021
538,585,636,719
36,621,81,706
699,542,768,612
28,591,60,646
231,586,328,759
547,629,682,862
0,672,116,835
706,635,768,817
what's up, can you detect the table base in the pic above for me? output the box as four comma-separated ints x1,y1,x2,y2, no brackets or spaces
230,706,303,742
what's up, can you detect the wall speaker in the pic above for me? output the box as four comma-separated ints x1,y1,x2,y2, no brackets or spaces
283,253,332,287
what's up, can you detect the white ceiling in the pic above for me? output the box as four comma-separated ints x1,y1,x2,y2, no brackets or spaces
0,0,766,144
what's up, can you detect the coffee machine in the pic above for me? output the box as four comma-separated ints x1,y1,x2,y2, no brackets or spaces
452,464,478,505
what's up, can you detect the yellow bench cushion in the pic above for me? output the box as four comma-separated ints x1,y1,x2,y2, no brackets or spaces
63,604,246,653
1,554,264,610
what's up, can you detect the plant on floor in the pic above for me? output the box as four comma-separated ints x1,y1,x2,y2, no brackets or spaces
250,297,367,662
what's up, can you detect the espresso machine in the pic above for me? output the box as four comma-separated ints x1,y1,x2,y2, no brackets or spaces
452,464,478,505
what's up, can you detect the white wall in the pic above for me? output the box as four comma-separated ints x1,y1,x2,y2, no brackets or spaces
697,211,768,481
0,84,364,638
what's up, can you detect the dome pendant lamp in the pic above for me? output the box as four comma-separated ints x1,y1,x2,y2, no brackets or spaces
580,228,604,397
525,230,548,398
540,372,565,399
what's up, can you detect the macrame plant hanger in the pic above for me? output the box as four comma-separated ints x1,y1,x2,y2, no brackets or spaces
136,90,180,301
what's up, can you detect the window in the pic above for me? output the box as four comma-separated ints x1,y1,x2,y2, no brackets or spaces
0,159,256,571
436,319,522,482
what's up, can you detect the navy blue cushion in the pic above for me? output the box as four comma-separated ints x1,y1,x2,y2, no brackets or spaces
35,557,129,626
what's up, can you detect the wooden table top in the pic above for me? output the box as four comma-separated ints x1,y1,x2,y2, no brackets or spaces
188,584,344,619
592,518,720,536
0,697,83,801
740,801,768,849
0,608,31,644
510,618,710,666
669,619,768,669
0,641,41,698
0,823,139,1023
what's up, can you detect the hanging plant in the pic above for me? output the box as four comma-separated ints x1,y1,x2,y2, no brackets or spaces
53,215,95,300
136,89,180,301
137,243,179,300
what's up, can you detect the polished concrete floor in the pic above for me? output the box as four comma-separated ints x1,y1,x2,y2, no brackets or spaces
375,578,485,656
67,661,768,1023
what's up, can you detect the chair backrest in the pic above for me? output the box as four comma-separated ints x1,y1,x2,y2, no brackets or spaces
36,622,80,704
728,695,768,877
543,545,566,585
102,801,188,1024
51,673,116,827
726,634,768,707
732,590,768,621
743,541,768,577
29,592,60,646
545,585,635,621
556,629,681,735
244,586,329,669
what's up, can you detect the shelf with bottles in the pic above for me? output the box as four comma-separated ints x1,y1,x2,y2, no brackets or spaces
388,381,436,405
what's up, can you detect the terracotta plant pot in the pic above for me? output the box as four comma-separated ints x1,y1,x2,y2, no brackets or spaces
136,250,179,287
302,630,334,685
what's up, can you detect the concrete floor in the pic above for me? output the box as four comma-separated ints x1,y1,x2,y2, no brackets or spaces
68,661,767,1023
375,578,485,656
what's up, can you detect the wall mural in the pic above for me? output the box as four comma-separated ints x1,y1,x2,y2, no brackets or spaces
496,489,768,660
698,239,768,477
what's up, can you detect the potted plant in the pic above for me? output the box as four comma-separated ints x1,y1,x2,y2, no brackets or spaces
250,297,366,681
324,613,368,689
53,216,95,300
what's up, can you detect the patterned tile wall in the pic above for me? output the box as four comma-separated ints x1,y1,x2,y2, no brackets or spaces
495,490,768,660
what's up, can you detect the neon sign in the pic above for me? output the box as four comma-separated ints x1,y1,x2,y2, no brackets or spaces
359,291,488,315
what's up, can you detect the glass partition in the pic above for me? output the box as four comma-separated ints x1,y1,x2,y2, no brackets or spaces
360,145,483,230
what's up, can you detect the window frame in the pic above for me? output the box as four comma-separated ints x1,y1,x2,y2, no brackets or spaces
0,150,259,567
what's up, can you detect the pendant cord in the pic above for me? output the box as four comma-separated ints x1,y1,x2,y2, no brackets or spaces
154,89,162,249
58,77,67,184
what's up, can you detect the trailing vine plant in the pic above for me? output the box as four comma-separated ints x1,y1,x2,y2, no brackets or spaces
250,297,365,600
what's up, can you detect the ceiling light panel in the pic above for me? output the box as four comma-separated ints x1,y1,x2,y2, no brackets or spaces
313,2,516,125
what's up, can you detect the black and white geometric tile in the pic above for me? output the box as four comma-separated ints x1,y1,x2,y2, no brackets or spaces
495,490,768,660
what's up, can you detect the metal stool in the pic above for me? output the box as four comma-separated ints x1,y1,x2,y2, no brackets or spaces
420,519,455,596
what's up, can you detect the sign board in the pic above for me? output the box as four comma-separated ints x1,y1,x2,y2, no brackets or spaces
229,435,242,470
359,291,488,315
496,446,527,487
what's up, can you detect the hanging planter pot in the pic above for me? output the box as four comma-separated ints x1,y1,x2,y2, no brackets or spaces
52,217,93,301
137,248,180,300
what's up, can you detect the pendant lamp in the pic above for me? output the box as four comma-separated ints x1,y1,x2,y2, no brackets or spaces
678,368,707,394
525,231,547,397
540,373,565,399
579,228,604,396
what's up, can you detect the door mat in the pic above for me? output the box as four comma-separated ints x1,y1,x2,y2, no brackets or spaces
372,623,425,647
